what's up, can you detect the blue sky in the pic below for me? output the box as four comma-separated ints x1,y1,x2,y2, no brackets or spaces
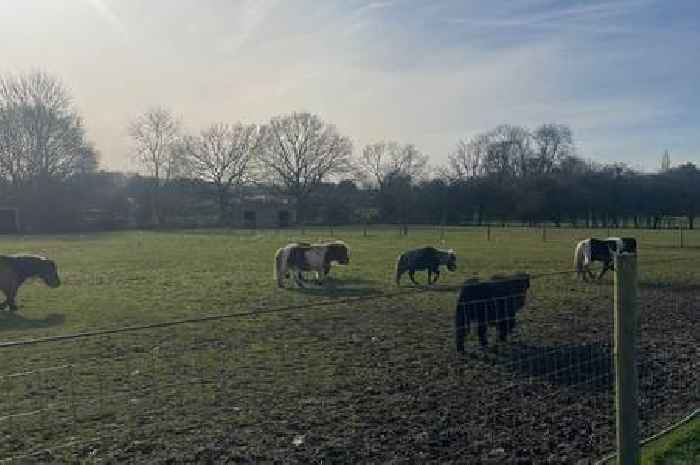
0,0,698,172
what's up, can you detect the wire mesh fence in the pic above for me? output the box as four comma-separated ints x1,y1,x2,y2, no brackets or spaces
0,257,697,464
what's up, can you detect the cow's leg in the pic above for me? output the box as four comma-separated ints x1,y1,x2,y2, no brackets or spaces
597,262,611,280
432,269,440,284
409,270,418,285
427,269,432,285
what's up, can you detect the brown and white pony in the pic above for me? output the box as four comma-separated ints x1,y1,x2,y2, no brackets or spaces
274,241,350,288
0,254,61,311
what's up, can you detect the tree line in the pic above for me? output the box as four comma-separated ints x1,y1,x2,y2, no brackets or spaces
0,71,697,232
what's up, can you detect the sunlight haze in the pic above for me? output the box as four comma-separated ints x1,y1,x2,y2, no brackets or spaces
1,0,698,171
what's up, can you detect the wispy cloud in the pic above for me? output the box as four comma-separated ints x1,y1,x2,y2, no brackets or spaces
1,0,697,171
81,0,129,39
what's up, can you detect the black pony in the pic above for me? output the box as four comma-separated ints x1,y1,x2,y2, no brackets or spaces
0,254,61,311
455,274,530,350
395,246,456,286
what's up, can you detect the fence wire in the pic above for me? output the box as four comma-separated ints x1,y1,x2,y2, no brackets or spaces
0,258,697,464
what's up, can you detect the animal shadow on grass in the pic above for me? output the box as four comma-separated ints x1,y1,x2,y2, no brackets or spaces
0,312,65,332
288,277,382,297
475,342,613,392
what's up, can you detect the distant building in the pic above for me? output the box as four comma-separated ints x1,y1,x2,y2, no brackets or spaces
231,193,296,228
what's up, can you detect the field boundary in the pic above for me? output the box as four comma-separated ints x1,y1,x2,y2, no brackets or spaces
595,409,699,464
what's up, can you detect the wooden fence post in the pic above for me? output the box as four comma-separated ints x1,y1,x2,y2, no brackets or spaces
679,225,684,249
614,252,640,465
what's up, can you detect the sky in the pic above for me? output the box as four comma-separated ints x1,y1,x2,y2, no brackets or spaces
0,0,698,172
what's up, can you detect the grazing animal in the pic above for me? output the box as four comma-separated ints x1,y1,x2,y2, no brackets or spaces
0,254,61,311
395,246,456,286
574,237,637,281
274,241,350,288
455,274,530,350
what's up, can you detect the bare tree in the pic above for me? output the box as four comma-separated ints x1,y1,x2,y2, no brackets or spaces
257,112,353,225
0,71,98,186
128,107,184,225
473,124,533,181
357,141,428,189
533,123,574,174
356,141,428,234
183,122,261,224
448,134,489,180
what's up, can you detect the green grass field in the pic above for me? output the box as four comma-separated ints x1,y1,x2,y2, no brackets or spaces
602,416,699,465
640,416,699,465
0,226,697,463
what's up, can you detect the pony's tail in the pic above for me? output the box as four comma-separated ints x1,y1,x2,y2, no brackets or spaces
274,248,286,287
395,253,406,286
573,241,584,279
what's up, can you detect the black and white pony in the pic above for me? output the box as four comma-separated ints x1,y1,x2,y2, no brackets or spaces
274,241,350,288
574,237,637,281
0,254,61,311
395,246,456,286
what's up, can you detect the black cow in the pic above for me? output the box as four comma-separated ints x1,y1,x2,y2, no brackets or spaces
455,274,530,350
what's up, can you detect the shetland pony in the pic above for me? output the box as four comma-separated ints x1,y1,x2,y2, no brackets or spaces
0,254,61,311
395,246,456,286
574,237,637,281
274,241,350,288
